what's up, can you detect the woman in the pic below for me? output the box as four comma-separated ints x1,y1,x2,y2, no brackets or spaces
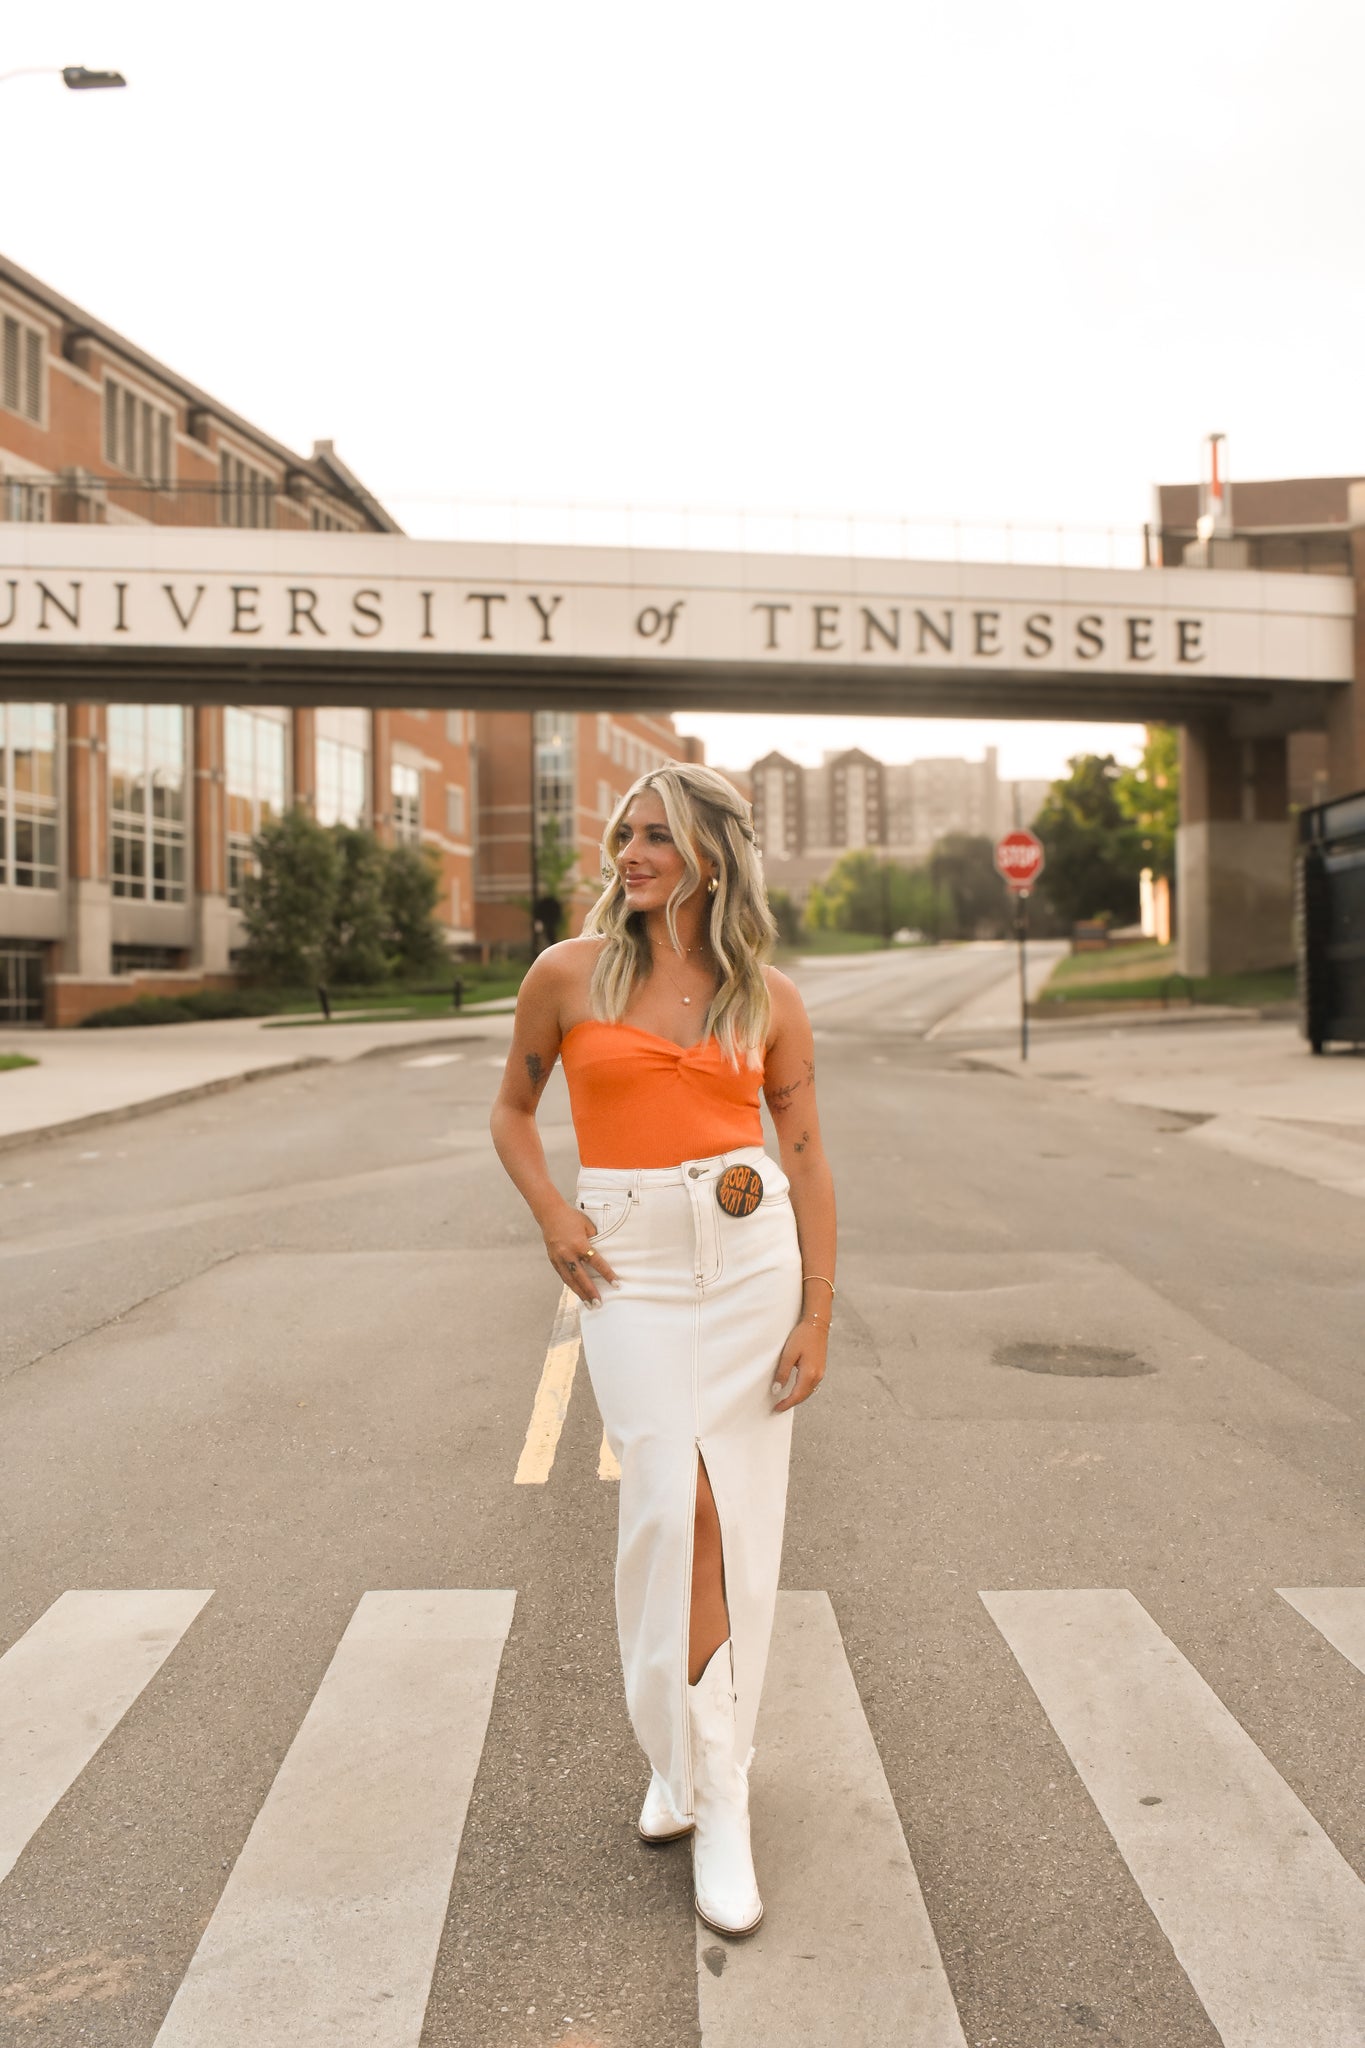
490,762,836,1938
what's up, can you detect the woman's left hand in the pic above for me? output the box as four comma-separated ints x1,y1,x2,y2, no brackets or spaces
770,1318,828,1413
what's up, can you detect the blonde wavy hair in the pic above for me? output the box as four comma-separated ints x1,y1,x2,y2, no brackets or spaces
581,762,777,1064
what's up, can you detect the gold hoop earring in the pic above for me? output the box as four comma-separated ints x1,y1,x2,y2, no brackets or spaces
707,876,718,895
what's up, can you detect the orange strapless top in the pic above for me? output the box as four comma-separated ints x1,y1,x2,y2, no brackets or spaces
560,1020,764,1168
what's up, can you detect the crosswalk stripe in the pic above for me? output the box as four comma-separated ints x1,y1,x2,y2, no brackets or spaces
401,1053,464,1068
0,1589,212,1885
982,1588,1365,2047
1277,1587,1365,1677
514,1286,581,1484
698,1591,967,2047
152,1589,515,2048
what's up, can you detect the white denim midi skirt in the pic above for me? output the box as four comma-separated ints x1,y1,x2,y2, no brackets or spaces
576,1145,801,1820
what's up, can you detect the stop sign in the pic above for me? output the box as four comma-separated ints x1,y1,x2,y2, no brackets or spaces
994,829,1045,892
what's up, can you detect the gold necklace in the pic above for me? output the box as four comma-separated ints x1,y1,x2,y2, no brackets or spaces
652,954,714,1009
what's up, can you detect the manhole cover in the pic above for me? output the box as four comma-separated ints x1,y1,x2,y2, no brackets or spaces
994,1341,1154,1378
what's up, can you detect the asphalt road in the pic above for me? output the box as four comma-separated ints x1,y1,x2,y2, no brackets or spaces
1,945,1363,2048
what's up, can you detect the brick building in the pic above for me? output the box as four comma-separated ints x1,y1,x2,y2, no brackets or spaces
0,255,697,1022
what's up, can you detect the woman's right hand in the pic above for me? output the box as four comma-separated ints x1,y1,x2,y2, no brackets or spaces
541,1202,620,1308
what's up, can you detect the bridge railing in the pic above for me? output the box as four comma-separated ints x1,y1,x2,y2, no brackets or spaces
1,473,1159,569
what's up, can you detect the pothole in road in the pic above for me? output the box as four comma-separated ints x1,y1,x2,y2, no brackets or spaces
994,1340,1154,1378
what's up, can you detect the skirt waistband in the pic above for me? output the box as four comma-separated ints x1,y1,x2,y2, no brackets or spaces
577,1144,769,1193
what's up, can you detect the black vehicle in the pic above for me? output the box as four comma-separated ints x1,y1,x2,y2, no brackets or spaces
1297,788,1365,1052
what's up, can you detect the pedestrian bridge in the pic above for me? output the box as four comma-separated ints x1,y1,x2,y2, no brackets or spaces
2,525,1359,977
0,524,1353,731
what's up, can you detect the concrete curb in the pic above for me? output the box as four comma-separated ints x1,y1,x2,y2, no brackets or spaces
0,1056,331,1156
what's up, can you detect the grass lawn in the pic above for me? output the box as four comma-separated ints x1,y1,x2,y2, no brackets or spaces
1038,940,1295,1010
0,1052,39,1072
265,967,527,1024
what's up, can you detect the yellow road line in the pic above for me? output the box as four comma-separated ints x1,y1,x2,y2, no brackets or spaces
597,1431,621,1482
513,1287,581,1485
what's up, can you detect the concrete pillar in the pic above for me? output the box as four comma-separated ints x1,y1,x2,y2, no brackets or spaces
1326,481,1365,796
1177,721,1293,976
191,704,231,973
62,702,111,977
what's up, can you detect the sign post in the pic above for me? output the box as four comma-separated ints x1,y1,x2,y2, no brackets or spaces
994,830,1046,1061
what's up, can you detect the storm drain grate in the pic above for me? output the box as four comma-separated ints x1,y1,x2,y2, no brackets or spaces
994,1341,1154,1378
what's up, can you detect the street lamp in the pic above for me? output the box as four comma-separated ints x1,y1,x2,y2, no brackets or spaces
0,66,127,89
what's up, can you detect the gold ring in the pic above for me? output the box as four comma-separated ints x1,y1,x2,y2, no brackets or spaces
582,1247,595,1260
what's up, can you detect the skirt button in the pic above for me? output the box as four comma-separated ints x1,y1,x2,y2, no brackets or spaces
687,1166,702,1178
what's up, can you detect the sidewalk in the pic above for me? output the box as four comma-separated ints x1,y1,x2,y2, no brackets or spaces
0,1011,515,1151
964,1020,1365,1198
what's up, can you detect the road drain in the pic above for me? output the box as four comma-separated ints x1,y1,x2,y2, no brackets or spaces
994,1340,1154,1378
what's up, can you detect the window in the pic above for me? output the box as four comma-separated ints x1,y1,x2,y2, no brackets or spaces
103,374,173,483
533,711,576,847
392,761,421,843
597,714,611,754
310,504,351,532
225,707,288,907
450,877,463,927
445,783,466,837
0,941,45,1024
1,312,45,424
108,705,187,902
0,704,59,891
315,708,369,828
598,780,612,818
445,710,465,745
1,477,49,522
219,447,275,529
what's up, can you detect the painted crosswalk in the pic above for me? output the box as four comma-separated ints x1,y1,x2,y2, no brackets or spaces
3,1584,1364,2043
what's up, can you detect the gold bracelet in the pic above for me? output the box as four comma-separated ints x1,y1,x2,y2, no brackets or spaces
802,1274,836,1297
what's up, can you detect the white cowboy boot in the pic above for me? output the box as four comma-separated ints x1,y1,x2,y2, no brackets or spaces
687,1640,763,1937
637,1770,694,1843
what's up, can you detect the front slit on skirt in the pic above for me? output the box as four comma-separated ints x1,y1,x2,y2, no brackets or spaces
576,1147,802,1821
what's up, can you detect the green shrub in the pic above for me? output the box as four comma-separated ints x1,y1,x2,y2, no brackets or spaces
81,995,197,1028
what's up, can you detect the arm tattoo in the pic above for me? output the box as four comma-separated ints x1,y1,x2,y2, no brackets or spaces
524,1051,546,1092
766,1077,801,1115
794,1129,811,1153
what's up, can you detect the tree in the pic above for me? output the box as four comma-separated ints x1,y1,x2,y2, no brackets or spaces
929,833,1009,939
1116,725,1179,882
383,842,450,978
766,887,803,946
1033,753,1143,927
327,825,389,984
239,806,339,987
530,817,580,949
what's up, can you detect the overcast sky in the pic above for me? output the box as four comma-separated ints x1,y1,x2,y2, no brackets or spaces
8,0,1363,778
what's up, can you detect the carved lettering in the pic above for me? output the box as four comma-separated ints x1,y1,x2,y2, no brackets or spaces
352,589,383,639
1177,618,1205,663
0,581,16,630
1023,611,1053,657
163,582,206,631
36,581,80,631
973,609,1002,656
529,593,563,643
1075,614,1104,660
914,608,953,654
288,587,326,636
812,604,842,652
420,590,435,641
861,606,900,652
230,585,262,635
1127,616,1155,661
752,601,792,651
467,591,507,641
114,582,129,633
